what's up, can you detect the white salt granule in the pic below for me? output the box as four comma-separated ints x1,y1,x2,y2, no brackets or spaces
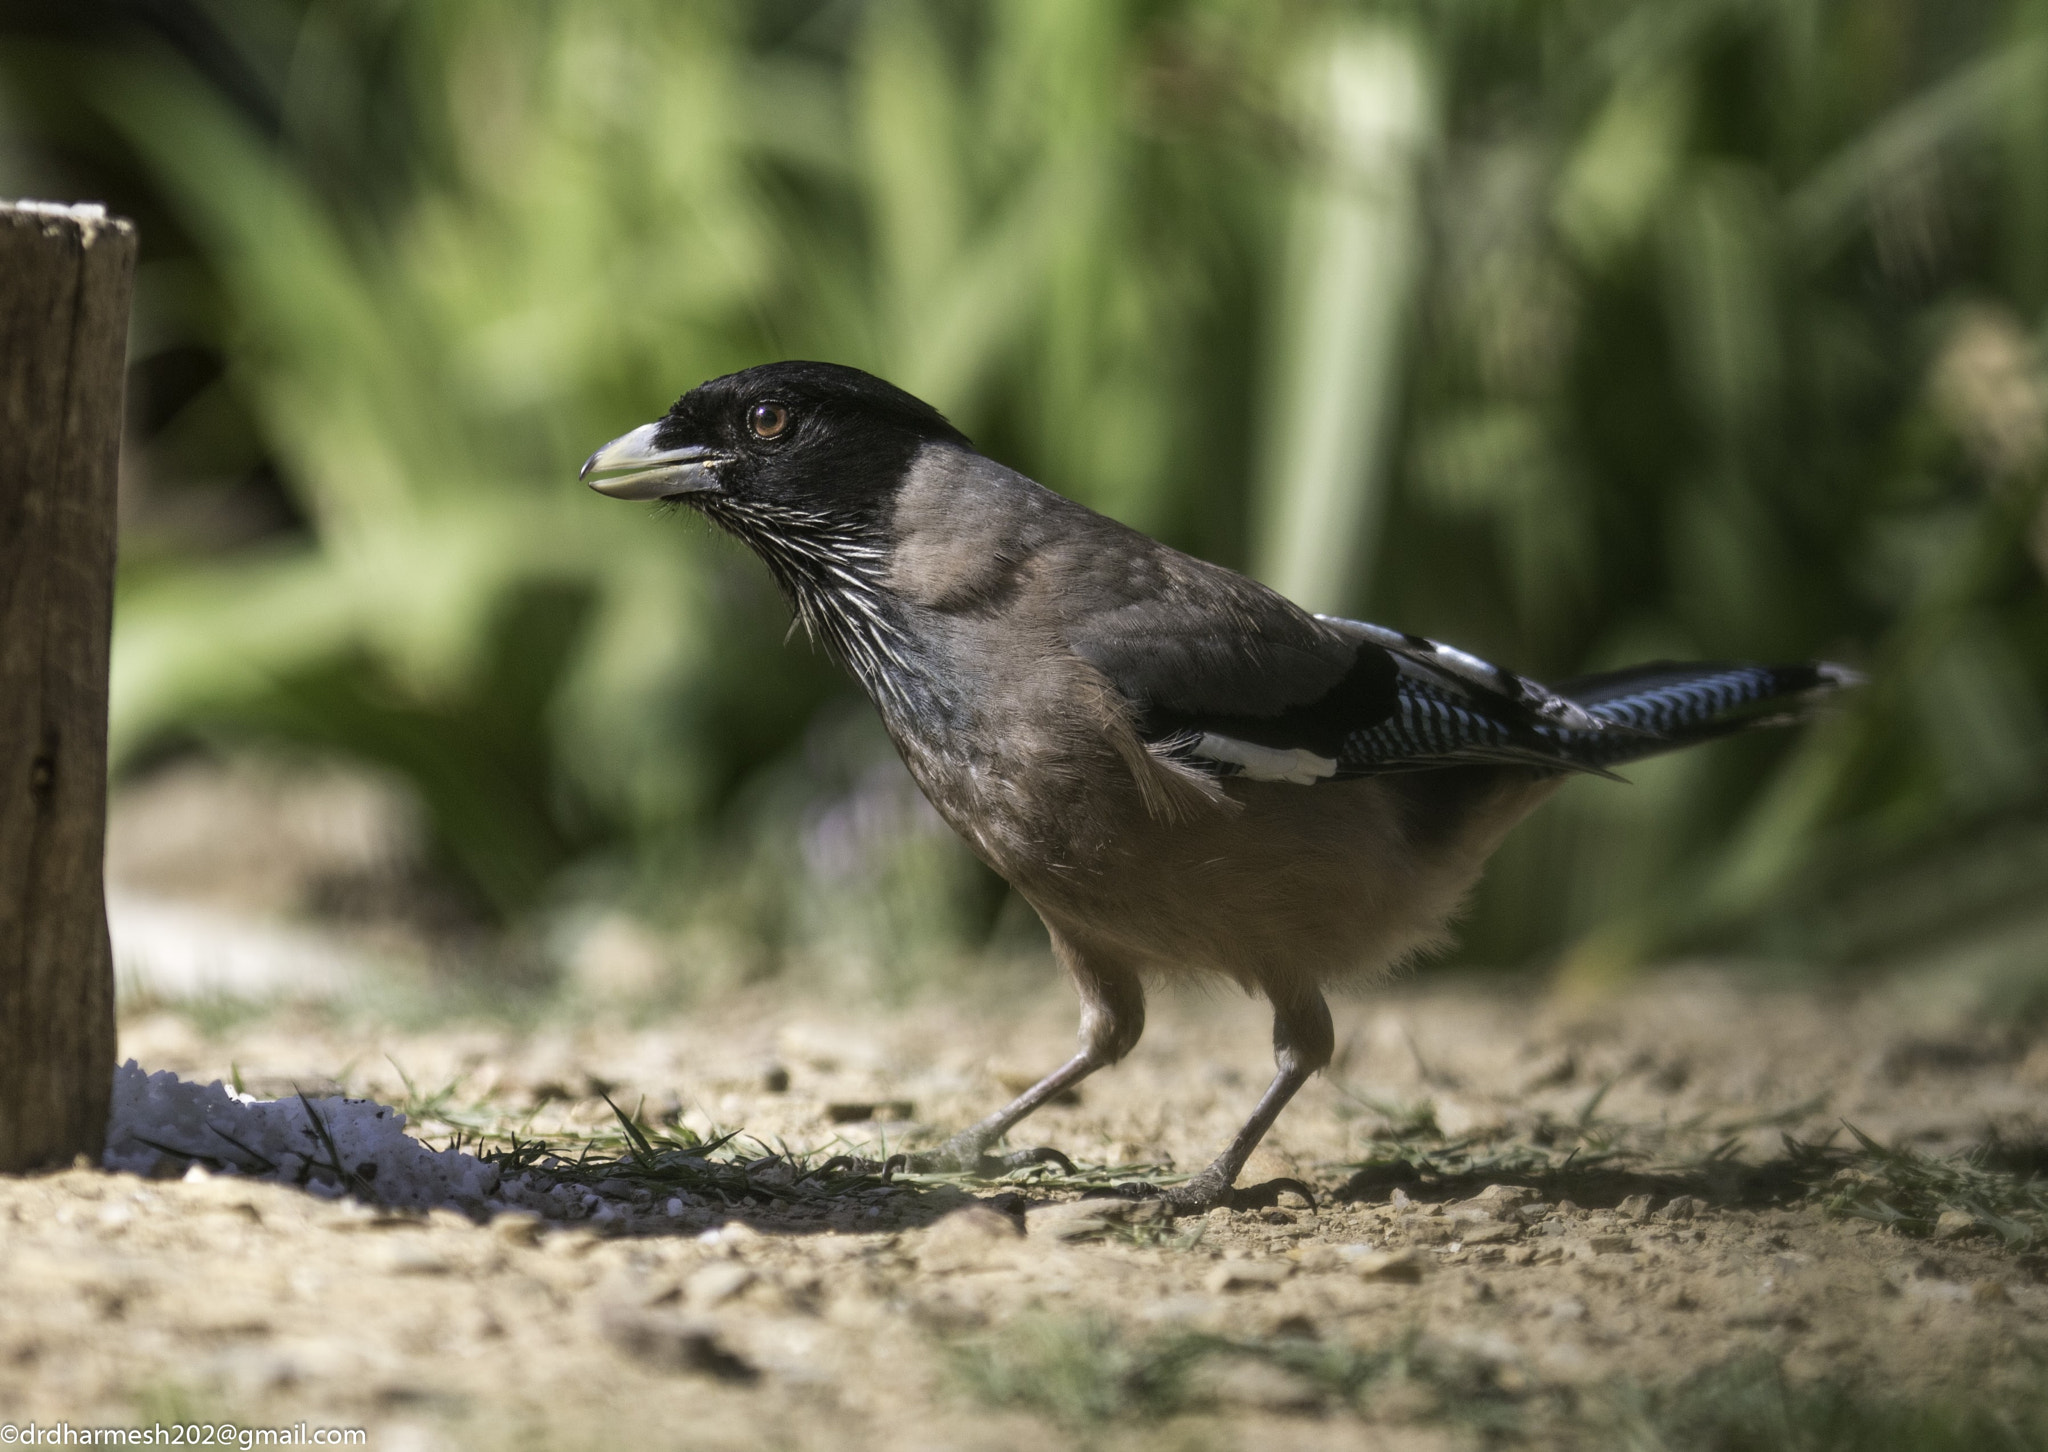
103,1060,500,1212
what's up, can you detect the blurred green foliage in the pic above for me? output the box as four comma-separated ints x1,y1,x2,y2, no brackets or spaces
2,0,2045,985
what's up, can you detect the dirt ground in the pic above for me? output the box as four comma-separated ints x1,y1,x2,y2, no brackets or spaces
4,967,2047,1451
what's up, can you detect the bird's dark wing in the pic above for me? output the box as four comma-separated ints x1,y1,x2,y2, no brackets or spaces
1057,537,1858,783
1062,553,1619,783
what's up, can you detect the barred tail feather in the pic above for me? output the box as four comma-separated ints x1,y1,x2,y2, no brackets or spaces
1557,660,1862,766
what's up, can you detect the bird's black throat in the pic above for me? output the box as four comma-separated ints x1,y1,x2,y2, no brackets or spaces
639,360,983,723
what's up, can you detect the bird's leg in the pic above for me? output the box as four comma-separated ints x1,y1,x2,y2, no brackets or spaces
918,1051,1101,1174
907,943,1144,1174
1160,989,1333,1213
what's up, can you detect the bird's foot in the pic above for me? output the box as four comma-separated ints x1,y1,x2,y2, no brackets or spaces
1117,1172,1319,1216
896,1135,1078,1178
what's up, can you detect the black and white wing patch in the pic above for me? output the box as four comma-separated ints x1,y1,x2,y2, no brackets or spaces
1304,615,1632,775
1315,616,1600,734
1110,614,1630,784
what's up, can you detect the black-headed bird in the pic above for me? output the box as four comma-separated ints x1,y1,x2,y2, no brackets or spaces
583,361,1857,1210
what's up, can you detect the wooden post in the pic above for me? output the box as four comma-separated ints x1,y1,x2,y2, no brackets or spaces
0,201,135,1172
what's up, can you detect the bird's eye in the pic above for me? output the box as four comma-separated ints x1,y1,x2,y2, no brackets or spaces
749,403,789,439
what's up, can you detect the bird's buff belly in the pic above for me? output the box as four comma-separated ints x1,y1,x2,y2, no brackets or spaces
903,741,1521,991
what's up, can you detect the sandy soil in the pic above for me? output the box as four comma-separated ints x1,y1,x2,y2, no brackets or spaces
4,968,2046,1450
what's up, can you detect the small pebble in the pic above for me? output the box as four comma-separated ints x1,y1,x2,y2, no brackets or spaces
490,1212,544,1247
1934,1209,1976,1240
1352,1250,1427,1284
1206,1260,1293,1292
684,1263,756,1308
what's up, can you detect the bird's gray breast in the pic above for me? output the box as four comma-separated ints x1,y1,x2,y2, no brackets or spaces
872,606,1133,885
870,443,1185,881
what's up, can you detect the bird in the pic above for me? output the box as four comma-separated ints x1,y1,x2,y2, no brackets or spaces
581,360,1860,1211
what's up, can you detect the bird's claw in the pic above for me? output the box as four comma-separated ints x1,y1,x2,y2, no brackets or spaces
1227,1175,1318,1210
895,1140,1078,1177
815,1152,905,1180
1114,1174,1319,1216
988,1145,1077,1175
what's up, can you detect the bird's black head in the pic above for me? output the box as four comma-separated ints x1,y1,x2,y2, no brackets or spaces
581,360,971,532
582,362,973,694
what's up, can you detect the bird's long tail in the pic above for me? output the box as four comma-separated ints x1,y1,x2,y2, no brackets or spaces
1554,660,1862,768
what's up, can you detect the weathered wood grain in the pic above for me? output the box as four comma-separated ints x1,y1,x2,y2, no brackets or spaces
0,201,136,1171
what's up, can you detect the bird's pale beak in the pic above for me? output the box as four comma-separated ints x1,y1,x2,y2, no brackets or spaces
580,422,725,500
